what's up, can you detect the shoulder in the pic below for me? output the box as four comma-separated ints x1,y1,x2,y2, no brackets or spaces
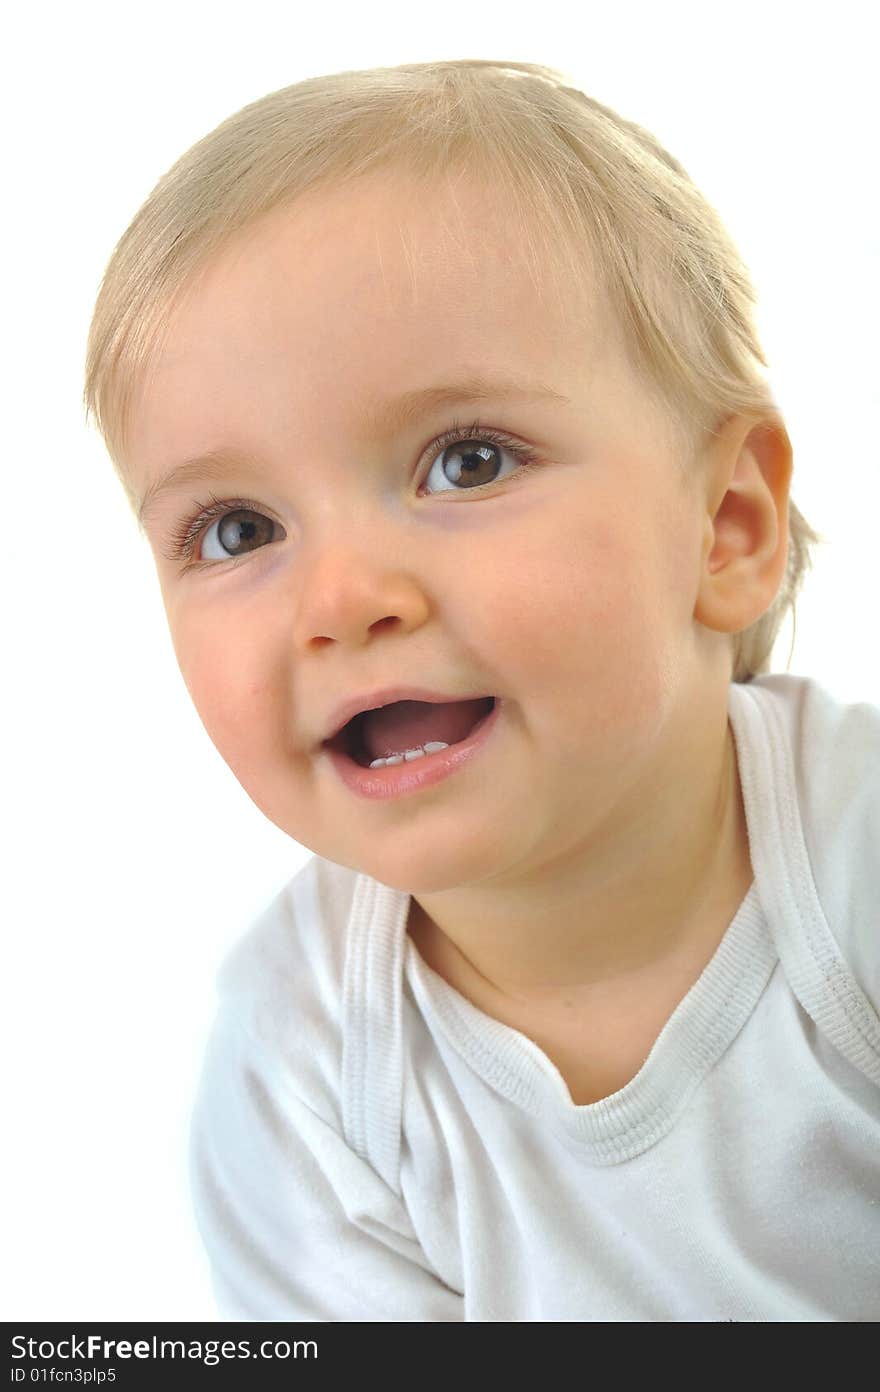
739,672,879,836
731,671,879,812
211,853,364,1127
189,859,460,1319
750,669,878,753
735,673,880,1005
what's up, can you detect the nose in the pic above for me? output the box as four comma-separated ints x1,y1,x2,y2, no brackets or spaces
291,532,431,649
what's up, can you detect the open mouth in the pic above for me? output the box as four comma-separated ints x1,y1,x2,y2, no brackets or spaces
326,696,496,769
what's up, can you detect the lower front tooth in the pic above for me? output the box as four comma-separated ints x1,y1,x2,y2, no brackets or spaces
368,740,451,769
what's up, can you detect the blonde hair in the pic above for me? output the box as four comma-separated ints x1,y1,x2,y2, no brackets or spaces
83,57,825,683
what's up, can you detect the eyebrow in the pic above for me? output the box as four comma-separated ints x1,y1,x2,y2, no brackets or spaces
136,374,570,526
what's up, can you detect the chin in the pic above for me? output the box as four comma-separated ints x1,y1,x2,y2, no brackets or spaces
354,855,466,896
357,834,514,896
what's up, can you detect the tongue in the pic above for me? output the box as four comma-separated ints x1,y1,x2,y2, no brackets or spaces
360,698,492,761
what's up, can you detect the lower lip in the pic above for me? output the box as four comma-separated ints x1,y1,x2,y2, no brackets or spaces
322,698,502,801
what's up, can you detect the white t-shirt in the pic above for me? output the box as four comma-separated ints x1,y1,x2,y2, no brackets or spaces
190,673,880,1321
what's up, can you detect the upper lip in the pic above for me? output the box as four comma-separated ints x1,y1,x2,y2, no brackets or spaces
320,688,496,746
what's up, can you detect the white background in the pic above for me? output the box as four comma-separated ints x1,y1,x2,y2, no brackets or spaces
3,0,877,1320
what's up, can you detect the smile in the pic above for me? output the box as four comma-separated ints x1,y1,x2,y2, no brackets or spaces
321,697,501,800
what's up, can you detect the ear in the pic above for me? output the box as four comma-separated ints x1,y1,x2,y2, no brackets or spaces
693,413,793,636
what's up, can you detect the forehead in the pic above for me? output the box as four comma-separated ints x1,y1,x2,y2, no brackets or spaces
128,168,636,476
171,168,601,356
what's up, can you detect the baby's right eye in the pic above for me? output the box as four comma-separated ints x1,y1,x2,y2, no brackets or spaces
166,498,285,566
199,507,282,563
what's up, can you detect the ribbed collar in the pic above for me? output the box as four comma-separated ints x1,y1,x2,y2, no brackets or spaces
404,880,771,1161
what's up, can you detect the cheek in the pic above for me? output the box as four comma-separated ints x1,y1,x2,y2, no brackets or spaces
476,504,662,662
169,612,279,780
475,499,685,742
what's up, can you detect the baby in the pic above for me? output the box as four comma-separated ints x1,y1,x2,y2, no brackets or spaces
84,59,880,1321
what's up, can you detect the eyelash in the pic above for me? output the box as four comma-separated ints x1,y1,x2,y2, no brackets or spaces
163,417,543,569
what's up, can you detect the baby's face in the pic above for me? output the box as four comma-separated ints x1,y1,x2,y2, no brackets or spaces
127,168,715,892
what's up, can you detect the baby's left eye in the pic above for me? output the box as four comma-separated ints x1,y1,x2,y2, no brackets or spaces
422,436,527,493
